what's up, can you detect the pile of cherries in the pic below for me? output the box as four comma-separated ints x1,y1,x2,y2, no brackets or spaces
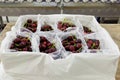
10,36,32,51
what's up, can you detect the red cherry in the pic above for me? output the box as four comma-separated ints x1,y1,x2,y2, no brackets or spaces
28,47,32,51
23,48,28,51
27,19,32,23
32,23,37,27
76,39,82,43
39,45,41,48
45,49,49,53
41,44,46,49
10,44,14,49
50,48,56,52
28,24,32,27
13,38,21,43
65,45,70,51
32,28,36,32
43,41,47,45
58,21,62,24
68,36,73,41
76,43,82,49
20,42,26,46
87,39,93,44
70,41,75,45
40,36,47,42
47,43,52,46
87,43,91,49
95,40,100,46
69,45,75,51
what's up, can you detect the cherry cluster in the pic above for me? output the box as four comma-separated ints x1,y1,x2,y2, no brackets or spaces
83,26,93,34
10,36,32,51
58,21,76,32
86,39,100,49
62,35,82,53
24,19,37,32
39,36,57,53
41,24,53,31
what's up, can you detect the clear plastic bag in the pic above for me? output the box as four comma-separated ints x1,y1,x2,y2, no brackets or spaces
75,15,99,35
57,30,87,58
35,32,62,59
84,32,107,53
14,15,39,33
51,15,80,33
0,31,35,52
37,15,57,33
